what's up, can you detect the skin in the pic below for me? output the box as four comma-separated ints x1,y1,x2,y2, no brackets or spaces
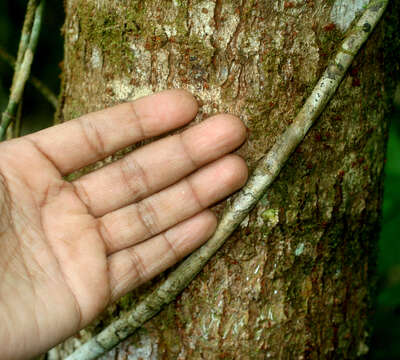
0,89,248,359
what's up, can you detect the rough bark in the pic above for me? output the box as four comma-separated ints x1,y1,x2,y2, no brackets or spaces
53,0,388,358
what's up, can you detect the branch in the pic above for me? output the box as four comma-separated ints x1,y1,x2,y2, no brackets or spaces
9,101,23,140
0,0,45,140
66,1,388,359
0,47,58,109
14,0,39,74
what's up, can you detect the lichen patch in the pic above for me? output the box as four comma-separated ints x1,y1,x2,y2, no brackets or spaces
90,46,103,69
189,1,216,44
261,208,280,228
330,0,370,31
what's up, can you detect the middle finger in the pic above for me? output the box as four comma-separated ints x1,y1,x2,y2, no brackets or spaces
99,154,248,255
73,115,246,217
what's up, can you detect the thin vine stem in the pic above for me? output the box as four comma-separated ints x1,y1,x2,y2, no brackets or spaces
0,47,58,109
66,1,388,359
0,0,45,140
14,0,39,74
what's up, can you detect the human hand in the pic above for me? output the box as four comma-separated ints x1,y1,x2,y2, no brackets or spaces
0,90,248,359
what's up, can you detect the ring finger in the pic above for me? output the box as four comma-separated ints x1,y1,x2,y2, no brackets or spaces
99,154,248,255
73,115,246,217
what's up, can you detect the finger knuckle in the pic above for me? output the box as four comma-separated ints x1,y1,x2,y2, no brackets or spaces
80,119,107,159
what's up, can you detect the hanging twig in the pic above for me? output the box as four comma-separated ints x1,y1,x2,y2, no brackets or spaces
0,47,58,109
66,1,388,359
0,0,45,140
8,101,23,140
14,0,40,73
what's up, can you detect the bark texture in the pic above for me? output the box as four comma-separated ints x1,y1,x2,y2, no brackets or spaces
54,0,388,358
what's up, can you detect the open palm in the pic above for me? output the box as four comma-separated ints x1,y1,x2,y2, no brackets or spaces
0,90,247,359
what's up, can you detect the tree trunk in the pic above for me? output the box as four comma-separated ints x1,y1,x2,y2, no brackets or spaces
54,0,389,358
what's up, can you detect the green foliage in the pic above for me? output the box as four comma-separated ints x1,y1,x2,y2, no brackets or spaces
369,104,400,359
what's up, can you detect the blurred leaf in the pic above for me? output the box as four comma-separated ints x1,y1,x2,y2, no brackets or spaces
385,122,400,177
371,109,400,359
378,283,400,308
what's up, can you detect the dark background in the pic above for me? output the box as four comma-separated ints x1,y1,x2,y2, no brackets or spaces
0,1,399,358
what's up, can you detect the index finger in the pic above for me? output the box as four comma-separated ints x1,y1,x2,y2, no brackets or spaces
26,89,198,174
